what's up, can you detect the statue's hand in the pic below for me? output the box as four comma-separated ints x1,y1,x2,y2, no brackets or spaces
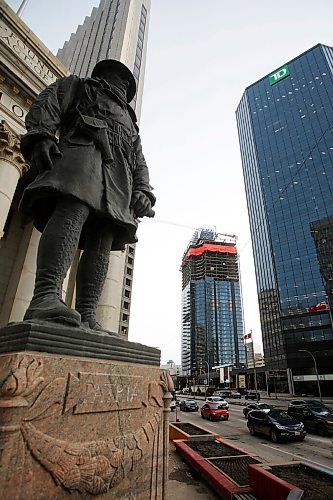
31,139,62,173
131,191,154,218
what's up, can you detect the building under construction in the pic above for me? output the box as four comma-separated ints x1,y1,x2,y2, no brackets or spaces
181,229,246,378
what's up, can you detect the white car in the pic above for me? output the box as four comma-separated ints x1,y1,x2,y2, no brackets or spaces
205,396,229,409
170,400,178,411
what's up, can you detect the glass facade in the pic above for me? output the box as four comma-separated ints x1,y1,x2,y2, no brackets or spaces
181,230,246,376
236,44,333,394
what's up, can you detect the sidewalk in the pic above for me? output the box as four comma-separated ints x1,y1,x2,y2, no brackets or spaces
167,443,218,500
178,392,333,406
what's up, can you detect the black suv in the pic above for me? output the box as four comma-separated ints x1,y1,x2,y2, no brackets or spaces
179,400,199,412
247,409,306,442
287,400,333,436
245,391,260,401
243,402,272,419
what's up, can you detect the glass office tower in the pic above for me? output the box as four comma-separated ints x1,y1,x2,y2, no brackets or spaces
236,44,333,395
181,229,246,377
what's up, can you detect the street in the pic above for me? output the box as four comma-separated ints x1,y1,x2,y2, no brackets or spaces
171,402,333,471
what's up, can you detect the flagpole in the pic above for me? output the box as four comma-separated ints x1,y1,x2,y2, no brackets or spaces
17,0,30,17
250,330,259,401
244,334,248,369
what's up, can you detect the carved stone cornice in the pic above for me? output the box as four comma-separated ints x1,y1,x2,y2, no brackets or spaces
0,120,29,176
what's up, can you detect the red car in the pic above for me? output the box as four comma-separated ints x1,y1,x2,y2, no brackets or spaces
201,402,229,421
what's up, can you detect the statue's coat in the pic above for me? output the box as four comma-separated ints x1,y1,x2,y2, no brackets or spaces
20,75,155,250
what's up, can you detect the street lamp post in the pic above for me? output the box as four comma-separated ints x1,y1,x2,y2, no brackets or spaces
298,349,322,402
204,361,210,399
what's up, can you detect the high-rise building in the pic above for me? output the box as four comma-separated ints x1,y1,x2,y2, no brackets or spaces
236,43,333,395
57,0,151,336
181,229,246,377
57,0,150,119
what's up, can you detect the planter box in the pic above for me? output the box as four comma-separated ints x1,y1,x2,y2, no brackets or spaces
250,462,333,500
174,438,260,499
248,464,304,500
169,421,220,441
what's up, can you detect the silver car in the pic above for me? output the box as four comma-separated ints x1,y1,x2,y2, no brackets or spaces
205,396,229,409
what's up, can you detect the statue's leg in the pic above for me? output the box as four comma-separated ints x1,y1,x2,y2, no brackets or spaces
24,198,89,326
75,221,115,333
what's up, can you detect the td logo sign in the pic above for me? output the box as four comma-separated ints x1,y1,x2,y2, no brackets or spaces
268,65,290,85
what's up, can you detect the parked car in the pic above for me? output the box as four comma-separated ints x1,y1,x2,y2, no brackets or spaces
201,403,229,421
247,409,306,442
205,396,229,409
170,398,180,411
214,390,232,398
229,391,242,399
170,400,176,412
179,400,199,412
288,399,326,410
287,400,333,436
245,391,260,401
243,403,272,419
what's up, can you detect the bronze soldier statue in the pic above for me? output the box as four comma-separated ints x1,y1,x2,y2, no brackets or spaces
20,59,155,333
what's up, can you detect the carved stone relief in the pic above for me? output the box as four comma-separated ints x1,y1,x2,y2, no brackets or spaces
0,20,57,85
0,355,170,497
0,356,44,408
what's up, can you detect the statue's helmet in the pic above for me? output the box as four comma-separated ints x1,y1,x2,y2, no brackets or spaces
91,59,136,103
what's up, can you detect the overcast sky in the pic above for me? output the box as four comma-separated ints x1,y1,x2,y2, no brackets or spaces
6,0,333,363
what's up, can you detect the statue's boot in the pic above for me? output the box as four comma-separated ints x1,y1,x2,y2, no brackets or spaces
75,225,118,336
24,199,89,327
24,296,81,326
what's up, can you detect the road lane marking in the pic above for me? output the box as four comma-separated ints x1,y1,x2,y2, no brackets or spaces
305,435,332,445
261,443,333,471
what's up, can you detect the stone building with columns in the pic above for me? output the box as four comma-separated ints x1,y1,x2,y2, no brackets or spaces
0,2,146,335
0,2,70,327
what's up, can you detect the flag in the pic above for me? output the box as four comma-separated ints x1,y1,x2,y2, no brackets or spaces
241,331,252,341
306,301,328,313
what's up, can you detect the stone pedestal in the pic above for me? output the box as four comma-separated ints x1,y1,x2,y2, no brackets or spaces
0,322,173,499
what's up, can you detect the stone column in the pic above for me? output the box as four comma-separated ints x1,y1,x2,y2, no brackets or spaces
0,121,29,237
8,228,40,323
160,371,174,500
96,252,127,332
